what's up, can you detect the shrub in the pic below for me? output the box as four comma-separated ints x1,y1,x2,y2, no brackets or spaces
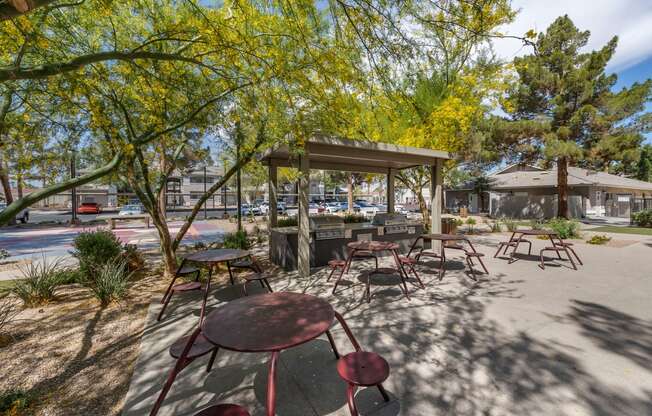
587,234,611,245
547,218,581,239
489,221,501,232
502,218,518,232
465,217,477,234
0,296,19,342
454,218,464,227
529,219,544,230
71,229,123,277
343,213,367,223
13,257,67,307
122,243,146,273
276,217,298,227
222,230,250,250
85,259,131,306
192,241,207,251
632,209,652,227
0,249,9,261
0,390,32,413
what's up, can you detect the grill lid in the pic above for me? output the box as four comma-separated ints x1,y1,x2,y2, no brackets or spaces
372,212,408,226
309,215,345,230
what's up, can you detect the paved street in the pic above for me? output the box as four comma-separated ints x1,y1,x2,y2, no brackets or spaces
25,208,241,224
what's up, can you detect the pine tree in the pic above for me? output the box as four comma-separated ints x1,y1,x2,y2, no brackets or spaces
504,16,652,218
636,145,652,182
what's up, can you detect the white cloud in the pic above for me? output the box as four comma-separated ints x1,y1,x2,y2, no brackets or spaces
492,0,652,71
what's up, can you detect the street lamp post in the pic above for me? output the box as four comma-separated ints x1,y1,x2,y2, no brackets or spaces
203,165,207,220
70,149,78,224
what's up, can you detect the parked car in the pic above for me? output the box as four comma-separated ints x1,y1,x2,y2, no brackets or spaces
356,200,380,216
0,202,29,223
323,202,342,213
78,202,101,214
394,204,409,215
240,204,261,216
338,202,361,213
118,204,145,216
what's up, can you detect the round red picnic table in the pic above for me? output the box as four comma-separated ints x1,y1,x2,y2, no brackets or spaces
333,240,411,303
201,292,362,416
175,249,251,324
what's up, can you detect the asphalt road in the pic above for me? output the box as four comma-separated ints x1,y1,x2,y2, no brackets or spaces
26,208,243,224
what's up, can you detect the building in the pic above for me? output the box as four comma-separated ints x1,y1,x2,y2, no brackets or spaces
446,164,652,219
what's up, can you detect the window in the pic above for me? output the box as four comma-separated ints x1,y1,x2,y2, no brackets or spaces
189,176,215,184
190,192,204,200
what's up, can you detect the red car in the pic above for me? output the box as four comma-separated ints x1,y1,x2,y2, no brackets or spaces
78,202,101,214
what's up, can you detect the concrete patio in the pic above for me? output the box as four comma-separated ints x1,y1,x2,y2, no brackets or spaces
123,232,652,416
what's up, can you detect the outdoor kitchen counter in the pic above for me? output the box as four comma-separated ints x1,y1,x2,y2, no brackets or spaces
270,220,425,271
270,221,423,234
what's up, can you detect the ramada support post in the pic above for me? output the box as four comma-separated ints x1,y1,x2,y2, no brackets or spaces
431,160,443,248
387,168,395,213
298,149,311,277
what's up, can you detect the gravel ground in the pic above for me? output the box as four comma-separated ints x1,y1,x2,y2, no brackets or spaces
0,271,167,416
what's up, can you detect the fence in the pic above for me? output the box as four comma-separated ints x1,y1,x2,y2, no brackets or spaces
630,198,652,221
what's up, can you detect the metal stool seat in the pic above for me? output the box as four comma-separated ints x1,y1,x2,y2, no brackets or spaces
241,272,273,296
463,251,488,281
327,259,347,284
539,245,578,270
346,250,378,273
193,404,251,416
397,256,418,264
337,351,390,416
171,281,203,292
178,265,200,275
337,351,390,386
169,332,216,359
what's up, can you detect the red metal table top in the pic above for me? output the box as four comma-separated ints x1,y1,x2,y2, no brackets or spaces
202,292,335,352
421,233,467,241
185,249,250,264
516,229,558,236
347,241,399,251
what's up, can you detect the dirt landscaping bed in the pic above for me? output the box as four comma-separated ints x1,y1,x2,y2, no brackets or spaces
0,272,166,416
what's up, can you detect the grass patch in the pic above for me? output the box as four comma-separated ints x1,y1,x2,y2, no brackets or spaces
589,226,652,236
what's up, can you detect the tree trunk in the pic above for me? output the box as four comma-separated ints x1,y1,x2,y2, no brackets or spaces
557,157,569,218
347,174,354,213
151,211,177,278
0,158,15,225
16,175,23,198
417,190,429,231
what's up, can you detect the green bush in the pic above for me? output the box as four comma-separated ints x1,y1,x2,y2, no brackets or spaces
276,217,298,227
587,234,611,245
13,257,67,307
547,218,581,239
122,243,145,272
0,390,32,413
632,209,652,227
222,230,250,250
343,213,367,223
529,219,544,230
465,217,477,233
71,229,123,277
85,259,131,306
489,221,501,232
502,218,518,232
0,249,9,261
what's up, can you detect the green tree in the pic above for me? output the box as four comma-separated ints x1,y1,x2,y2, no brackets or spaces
503,16,652,217
636,145,652,182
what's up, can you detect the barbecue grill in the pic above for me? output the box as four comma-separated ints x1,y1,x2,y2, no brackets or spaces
310,215,346,240
372,213,409,234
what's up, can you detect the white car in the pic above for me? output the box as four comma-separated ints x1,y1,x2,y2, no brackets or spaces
323,202,342,213
0,202,29,223
118,204,145,216
356,201,380,216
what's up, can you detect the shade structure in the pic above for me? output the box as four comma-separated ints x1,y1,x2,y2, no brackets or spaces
260,135,452,277
260,135,451,174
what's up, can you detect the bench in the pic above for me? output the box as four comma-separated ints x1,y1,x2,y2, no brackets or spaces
104,215,150,230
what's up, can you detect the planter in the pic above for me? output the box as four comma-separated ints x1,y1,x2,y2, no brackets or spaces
442,218,458,234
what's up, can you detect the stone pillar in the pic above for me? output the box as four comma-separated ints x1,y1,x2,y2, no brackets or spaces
431,159,443,234
268,161,278,227
387,168,395,213
298,149,311,277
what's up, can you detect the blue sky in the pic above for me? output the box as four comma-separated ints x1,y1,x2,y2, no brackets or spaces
494,0,652,143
